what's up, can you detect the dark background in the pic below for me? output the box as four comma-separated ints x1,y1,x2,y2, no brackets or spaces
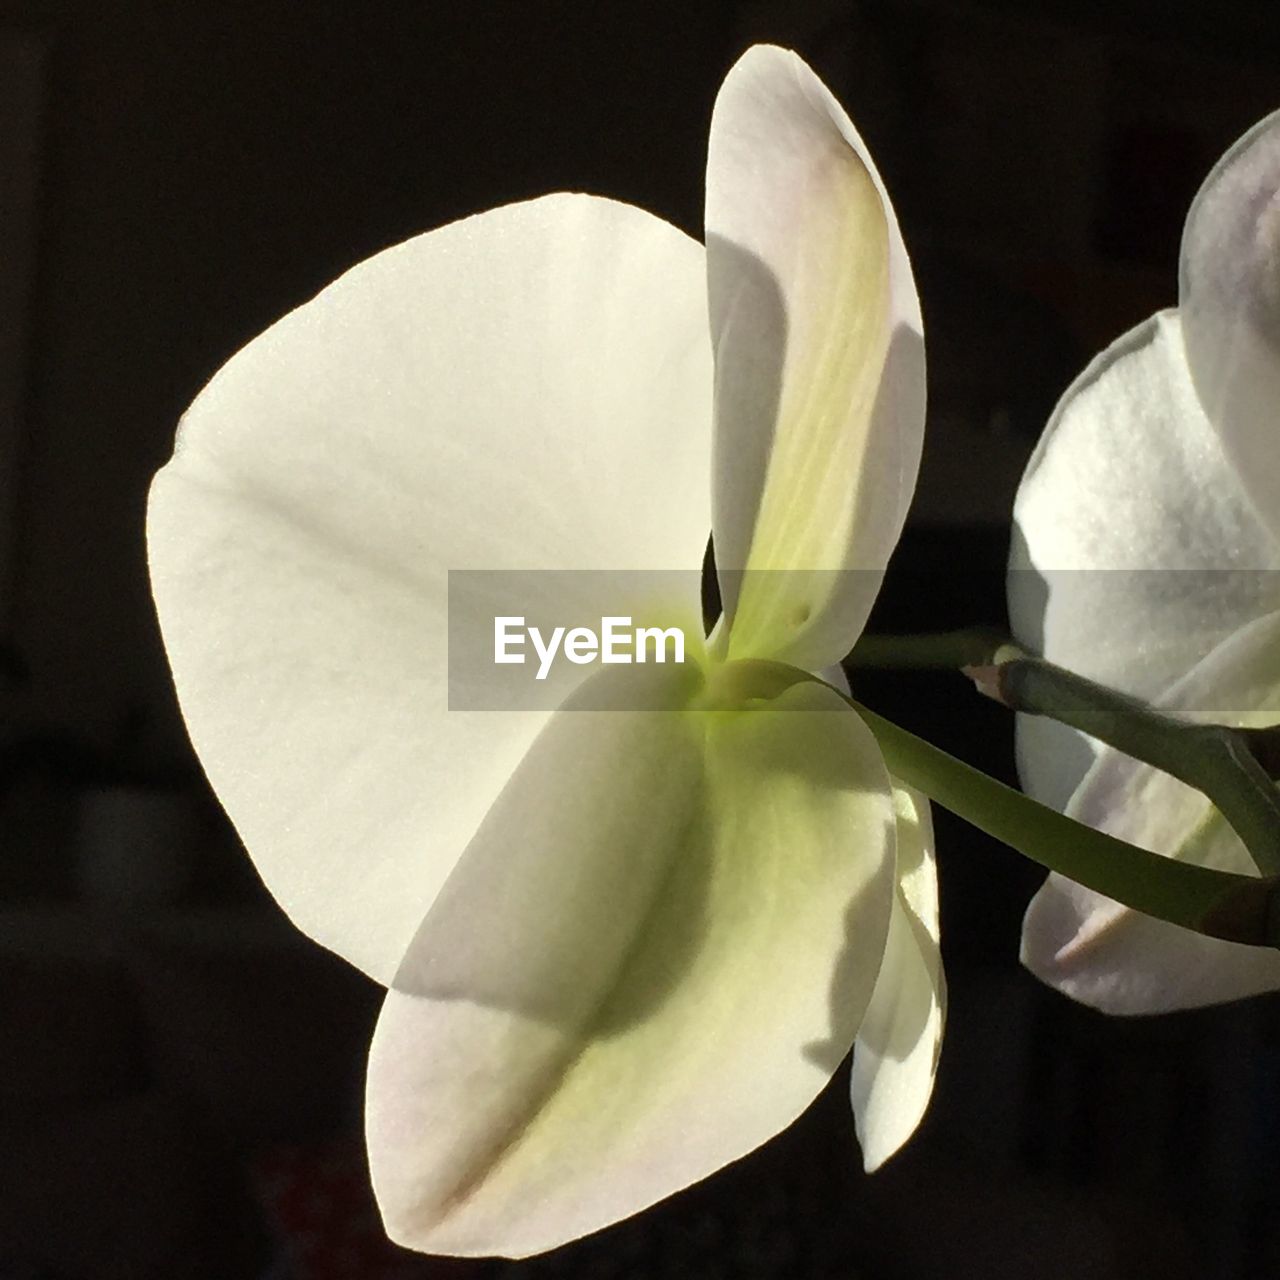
3,1,1280,1277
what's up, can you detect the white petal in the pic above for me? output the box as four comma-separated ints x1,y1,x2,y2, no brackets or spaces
148,194,713,983
1012,716,1102,814
706,45,925,671
365,676,897,1258
851,783,944,1171
1009,309,1280,804
1022,609,1280,1014
1180,108,1280,541
1023,874,1280,1015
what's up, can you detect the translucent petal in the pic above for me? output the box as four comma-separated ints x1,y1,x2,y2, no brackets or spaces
1009,310,1280,805
1021,609,1280,1013
365,676,896,1257
148,194,713,982
1180,108,1280,542
706,45,925,670
851,783,944,1170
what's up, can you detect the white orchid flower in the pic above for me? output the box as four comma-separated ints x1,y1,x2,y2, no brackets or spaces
147,46,941,1256
1010,108,1280,1014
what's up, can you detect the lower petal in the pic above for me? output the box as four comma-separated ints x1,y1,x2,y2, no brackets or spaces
365,677,896,1257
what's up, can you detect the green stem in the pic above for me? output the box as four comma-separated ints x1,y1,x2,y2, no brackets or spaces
848,630,1280,880
848,699,1280,948
847,628,1006,670
991,654,1280,878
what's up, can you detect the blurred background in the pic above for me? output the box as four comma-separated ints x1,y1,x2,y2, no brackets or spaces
3,1,1280,1276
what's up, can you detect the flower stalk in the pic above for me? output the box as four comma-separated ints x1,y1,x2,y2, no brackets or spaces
845,632,1280,941
846,627,1008,671
848,697,1280,948
984,649,1280,878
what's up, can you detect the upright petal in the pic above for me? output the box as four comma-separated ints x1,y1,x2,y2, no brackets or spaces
149,194,713,983
706,45,925,670
1021,609,1280,1014
366,676,897,1257
1009,311,1280,805
1180,108,1280,541
851,784,944,1170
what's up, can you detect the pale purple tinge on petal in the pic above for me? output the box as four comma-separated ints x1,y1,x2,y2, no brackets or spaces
851,784,944,1170
706,44,925,672
1021,609,1280,1014
1008,310,1280,806
1022,874,1280,1016
366,677,897,1258
1180,107,1280,544
148,194,713,984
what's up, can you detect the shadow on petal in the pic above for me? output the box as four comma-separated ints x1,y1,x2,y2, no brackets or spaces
804,785,930,1075
388,662,713,1039
706,231,786,633
850,316,927,577
366,679,898,1257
